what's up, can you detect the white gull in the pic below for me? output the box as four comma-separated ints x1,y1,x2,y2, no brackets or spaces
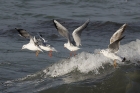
99,24,127,68
53,19,89,56
36,34,57,57
15,28,43,56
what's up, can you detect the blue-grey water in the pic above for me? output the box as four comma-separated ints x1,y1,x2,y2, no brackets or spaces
0,0,140,93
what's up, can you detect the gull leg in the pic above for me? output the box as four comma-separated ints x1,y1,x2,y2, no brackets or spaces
70,51,72,57
113,59,117,68
74,51,77,56
36,50,40,57
48,50,52,57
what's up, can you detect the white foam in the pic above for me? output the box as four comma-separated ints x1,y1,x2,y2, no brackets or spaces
43,39,140,77
118,39,140,64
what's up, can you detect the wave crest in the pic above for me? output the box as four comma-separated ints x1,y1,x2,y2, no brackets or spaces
43,39,140,77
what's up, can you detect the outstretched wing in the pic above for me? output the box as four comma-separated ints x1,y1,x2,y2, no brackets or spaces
31,36,43,52
37,33,47,43
36,33,49,46
15,28,31,38
110,24,126,44
29,36,35,44
53,20,71,43
108,36,125,53
72,19,89,46
29,36,39,46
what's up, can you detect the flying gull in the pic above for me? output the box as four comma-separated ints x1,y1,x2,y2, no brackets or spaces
53,19,89,56
15,28,43,56
22,36,43,56
99,24,127,68
36,33,57,57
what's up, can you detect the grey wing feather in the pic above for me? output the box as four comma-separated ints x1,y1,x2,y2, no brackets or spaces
15,28,31,38
32,36,43,51
72,19,89,46
37,33,47,43
53,20,71,43
37,33,47,46
32,36,39,46
29,36,41,48
28,36,38,46
108,36,125,53
110,24,126,44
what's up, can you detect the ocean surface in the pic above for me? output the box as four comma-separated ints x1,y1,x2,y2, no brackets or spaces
0,0,140,93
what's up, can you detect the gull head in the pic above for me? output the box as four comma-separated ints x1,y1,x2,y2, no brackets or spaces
22,45,27,50
64,43,71,50
99,49,109,56
99,50,106,54
64,43,69,48
64,43,80,51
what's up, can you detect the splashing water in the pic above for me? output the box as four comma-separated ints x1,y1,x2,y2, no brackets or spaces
43,39,140,77
4,39,140,82
2,39,140,93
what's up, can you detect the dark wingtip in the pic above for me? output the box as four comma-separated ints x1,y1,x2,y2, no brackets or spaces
15,28,21,32
53,19,58,30
40,34,43,37
123,23,127,27
53,19,56,24
122,57,126,62
53,19,55,22
15,28,25,31
123,24,127,29
122,35,125,39
82,19,90,29
86,19,90,25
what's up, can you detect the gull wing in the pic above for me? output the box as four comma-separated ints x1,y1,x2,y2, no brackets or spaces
108,36,125,53
29,36,37,45
37,33,48,46
37,33,47,43
29,37,34,44
53,20,71,43
29,36,40,47
31,36,43,52
15,28,31,38
110,24,126,44
72,19,89,46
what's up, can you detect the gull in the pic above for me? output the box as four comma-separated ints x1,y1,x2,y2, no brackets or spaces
53,19,89,56
22,36,43,56
15,28,43,56
36,34,57,57
99,24,127,68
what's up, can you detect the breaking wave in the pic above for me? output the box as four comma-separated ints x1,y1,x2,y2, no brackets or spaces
43,39,140,77
3,39,140,93
4,39,140,82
